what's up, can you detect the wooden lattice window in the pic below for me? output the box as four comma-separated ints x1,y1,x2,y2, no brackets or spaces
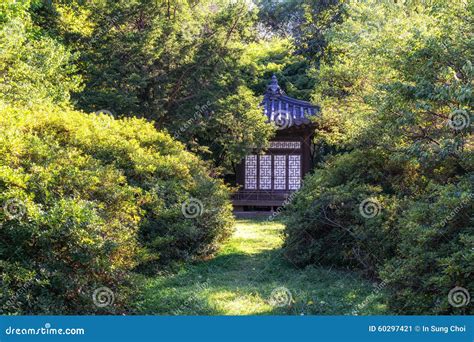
245,155,257,189
273,155,286,190
288,155,301,190
259,155,272,190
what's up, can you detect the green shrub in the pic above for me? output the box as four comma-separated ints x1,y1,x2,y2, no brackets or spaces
380,179,473,314
0,4,82,106
0,104,234,314
283,0,472,315
283,150,407,272
282,150,473,314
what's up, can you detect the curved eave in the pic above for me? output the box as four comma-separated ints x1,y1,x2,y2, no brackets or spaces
260,93,320,125
278,94,317,108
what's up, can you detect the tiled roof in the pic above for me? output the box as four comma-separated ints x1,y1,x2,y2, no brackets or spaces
261,75,318,127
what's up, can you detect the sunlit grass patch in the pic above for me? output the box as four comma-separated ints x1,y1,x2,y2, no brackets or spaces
136,218,390,315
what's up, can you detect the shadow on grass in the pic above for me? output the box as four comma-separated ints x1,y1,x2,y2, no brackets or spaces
136,246,389,315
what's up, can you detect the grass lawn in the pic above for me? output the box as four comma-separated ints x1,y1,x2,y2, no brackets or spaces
135,218,390,315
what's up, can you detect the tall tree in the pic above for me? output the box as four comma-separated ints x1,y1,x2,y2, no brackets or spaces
28,0,274,171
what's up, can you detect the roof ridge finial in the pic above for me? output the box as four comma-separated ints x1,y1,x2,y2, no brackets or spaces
268,74,281,94
271,74,279,86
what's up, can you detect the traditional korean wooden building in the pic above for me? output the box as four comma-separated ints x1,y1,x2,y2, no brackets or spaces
232,75,318,210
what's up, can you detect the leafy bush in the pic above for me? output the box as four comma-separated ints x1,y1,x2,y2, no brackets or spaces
283,150,403,275
283,151,472,314
380,179,473,314
0,1,82,106
0,104,233,314
282,1,473,314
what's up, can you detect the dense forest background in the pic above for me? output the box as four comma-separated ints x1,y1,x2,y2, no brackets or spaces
0,0,472,315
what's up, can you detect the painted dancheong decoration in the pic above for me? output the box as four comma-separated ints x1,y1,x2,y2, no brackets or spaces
232,75,319,210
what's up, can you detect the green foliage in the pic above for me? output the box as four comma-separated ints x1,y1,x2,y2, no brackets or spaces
283,0,473,314
27,0,274,171
256,0,305,38
381,180,473,314
256,0,345,66
171,86,274,170
239,39,315,101
0,0,82,106
283,150,404,272
0,104,234,314
2,0,472,316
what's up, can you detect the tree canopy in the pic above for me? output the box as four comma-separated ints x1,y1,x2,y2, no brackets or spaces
0,0,472,315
